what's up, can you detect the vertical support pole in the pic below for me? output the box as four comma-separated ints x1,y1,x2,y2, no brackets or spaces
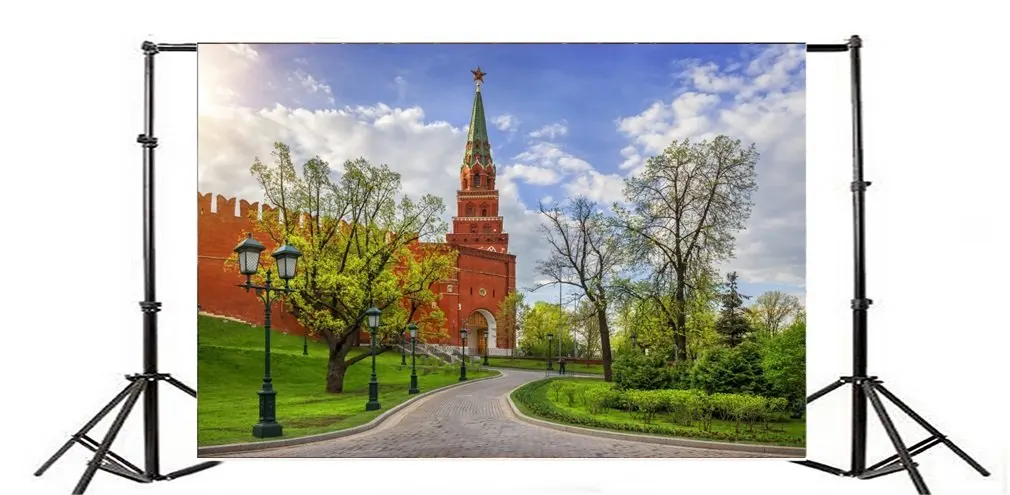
847,34,870,476
138,40,162,480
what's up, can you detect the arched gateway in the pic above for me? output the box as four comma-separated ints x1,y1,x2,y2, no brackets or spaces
464,309,497,353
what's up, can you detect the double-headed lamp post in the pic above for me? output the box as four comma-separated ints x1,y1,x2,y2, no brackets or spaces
459,328,469,381
233,233,302,439
547,332,554,371
408,323,420,394
483,329,490,366
365,306,382,411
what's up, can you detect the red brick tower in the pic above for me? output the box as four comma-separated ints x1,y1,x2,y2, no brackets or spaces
446,67,509,254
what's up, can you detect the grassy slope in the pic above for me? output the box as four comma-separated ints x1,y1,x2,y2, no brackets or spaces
512,378,805,447
198,315,495,446
487,357,604,375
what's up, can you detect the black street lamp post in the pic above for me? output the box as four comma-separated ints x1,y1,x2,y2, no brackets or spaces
401,329,408,366
302,332,308,356
459,328,469,381
234,233,302,439
483,329,490,366
631,333,637,352
547,332,554,371
408,323,420,394
365,306,382,411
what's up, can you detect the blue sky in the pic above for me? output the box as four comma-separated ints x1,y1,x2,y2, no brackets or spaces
197,42,806,314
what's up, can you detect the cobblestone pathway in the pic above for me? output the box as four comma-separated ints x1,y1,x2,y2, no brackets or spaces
221,369,771,458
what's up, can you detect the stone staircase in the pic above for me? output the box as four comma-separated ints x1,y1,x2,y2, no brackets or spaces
394,342,523,365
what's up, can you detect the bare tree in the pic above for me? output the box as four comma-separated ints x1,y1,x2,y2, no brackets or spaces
749,290,802,336
535,196,626,381
615,136,758,362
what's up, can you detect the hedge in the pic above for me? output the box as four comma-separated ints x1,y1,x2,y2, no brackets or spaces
512,379,802,446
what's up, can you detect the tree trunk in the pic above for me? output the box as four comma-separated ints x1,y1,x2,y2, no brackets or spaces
674,281,688,362
598,310,613,382
326,338,354,393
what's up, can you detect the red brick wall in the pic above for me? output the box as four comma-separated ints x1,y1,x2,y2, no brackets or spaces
198,193,516,349
197,193,309,338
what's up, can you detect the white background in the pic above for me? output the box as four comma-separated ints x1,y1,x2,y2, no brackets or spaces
2,1,1009,494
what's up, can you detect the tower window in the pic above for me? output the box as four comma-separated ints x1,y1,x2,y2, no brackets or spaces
481,208,488,217
474,174,481,187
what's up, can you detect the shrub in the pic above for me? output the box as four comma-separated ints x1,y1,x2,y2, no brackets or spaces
690,342,771,396
510,379,803,446
585,388,609,415
550,380,566,401
563,386,578,406
612,352,674,391
625,390,665,424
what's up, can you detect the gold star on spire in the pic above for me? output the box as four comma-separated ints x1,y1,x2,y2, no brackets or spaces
471,66,487,85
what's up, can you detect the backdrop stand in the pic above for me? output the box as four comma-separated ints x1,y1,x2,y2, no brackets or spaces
796,35,988,495
34,41,221,495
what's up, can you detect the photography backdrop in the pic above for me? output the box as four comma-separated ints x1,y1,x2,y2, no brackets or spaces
194,41,808,457
5,1,1009,494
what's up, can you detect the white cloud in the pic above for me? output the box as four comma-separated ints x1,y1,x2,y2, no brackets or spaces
293,69,335,104
528,121,568,140
681,62,745,93
513,142,592,173
615,43,806,288
226,43,259,61
393,76,408,102
492,114,521,132
501,164,561,186
294,57,309,65
618,145,643,171
563,170,626,205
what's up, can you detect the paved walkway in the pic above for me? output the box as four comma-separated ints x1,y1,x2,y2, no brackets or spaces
220,368,768,458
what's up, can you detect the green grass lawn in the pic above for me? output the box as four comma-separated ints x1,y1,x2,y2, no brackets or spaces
487,357,604,375
198,315,496,446
512,378,805,447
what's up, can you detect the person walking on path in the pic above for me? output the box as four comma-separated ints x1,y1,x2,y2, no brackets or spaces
558,357,567,375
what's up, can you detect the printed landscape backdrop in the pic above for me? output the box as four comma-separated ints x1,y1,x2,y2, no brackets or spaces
196,43,808,457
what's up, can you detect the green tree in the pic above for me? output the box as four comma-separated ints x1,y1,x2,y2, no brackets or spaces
615,136,759,362
393,242,458,344
495,291,526,356
715,272,752,347
249,143,449,393
690,341,769,396
517,301,573,357
762,317,806,417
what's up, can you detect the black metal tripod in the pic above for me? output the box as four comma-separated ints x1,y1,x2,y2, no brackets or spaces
795,36,989,495
34,41,221,494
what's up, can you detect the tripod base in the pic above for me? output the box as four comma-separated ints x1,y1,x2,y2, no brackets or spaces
35,373,222,494
795,376,988,495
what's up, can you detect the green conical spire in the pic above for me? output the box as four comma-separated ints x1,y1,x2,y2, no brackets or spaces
462,66,493,170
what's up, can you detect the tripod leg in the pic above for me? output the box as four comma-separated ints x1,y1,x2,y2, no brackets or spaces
864,382,930,495
874,384,990,477
35,380,138,477
807,378,847,403
164,375,197,398
73,379,146,495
